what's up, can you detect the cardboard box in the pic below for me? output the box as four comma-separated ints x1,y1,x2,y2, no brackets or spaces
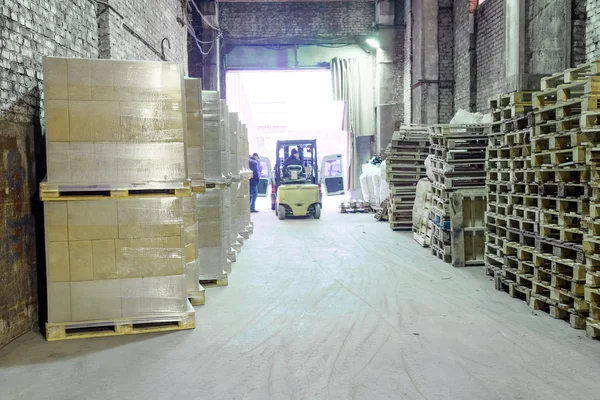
198,246,224,278
203,120,220,150
117,198,183,239
187,146,203,180
69,241,94,282
116,236,184,278
68,200,118,241
115,143,187,184
91,59,115,101
67,58,92,101
47,282,71,323
197,220,222,247
186,112,203,147
44,57,69,100
113,61,183,103
120,101,184,143
47,241,70,283
93,239,118,280
185,78,201,112
184,260,200,292
45,100,70,142
45,202,68,242
69,100,120,142
121,275,187,318
71,280,123,321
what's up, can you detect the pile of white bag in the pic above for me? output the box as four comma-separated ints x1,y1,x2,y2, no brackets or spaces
359,163,384,205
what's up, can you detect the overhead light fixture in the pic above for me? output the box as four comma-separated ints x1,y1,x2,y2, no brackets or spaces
366,36,380,49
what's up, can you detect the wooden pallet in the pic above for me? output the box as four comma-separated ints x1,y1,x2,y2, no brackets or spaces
199,275,229,288
534,166,590,184
449,190,486,267
45,301,196,341
188,287,206,306
529,294,587,329
39,182,192,201
431,241,452,263
494,270,532,305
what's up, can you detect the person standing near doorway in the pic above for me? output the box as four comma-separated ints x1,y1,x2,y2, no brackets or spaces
249,154,260,213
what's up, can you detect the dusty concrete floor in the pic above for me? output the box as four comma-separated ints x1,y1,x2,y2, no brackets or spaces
1,199,599,399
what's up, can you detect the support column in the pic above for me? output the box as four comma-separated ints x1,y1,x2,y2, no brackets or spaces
200,0,219,91
504,0,525,91
375,0,396,153
411,0,439,124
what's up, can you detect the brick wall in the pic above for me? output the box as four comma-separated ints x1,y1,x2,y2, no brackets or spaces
0,0,188,348
0,0,97,348
587,0,600,60
438,0,454,123
218,1,375,38
99,0,187,65
475,0,505,112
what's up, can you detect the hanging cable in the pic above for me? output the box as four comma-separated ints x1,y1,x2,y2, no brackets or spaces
189,0,221,32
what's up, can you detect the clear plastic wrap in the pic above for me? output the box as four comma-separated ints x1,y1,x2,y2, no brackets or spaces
424,154,435,181
222,185,234,258
229,112,240,179
236,181,247,236
379,160,390,205
185,78,204,182
44,57,188,186
44,197,189,324
242,179,252,228
195,188,227,280
412,178,433,228
221,100,231,179
202,91,225,183
46,142,187,187
229,185,241,247
183,196,201,294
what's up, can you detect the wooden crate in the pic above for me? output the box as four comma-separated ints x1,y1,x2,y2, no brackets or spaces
449,189,487,267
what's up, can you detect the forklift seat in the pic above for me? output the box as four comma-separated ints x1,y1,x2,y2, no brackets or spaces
283,165,306,184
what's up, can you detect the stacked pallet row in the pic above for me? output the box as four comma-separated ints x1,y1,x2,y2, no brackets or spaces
41,57,196,340
386,126,429,230
528,63,599,331
428,124,489,267
485,92,537,304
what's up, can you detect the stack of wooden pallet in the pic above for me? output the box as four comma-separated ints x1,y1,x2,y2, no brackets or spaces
428,124,489,266
529,62,600,332
385,125,429,230
485,91,537,304
487,61,600,338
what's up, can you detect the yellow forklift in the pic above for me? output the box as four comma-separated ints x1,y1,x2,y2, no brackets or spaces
271,140,322,220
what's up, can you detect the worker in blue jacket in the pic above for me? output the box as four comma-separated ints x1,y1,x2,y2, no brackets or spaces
249,153,260,213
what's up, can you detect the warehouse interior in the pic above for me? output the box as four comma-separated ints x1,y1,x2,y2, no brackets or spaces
1,0,600,398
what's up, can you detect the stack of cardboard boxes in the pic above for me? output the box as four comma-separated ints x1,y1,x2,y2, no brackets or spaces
42,57,195,336
199,91,232,279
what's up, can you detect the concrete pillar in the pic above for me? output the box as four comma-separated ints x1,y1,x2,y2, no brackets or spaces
504,0,525,91
200,0,219,91
411,0,439,124
505,0,572,91
375,0,396,153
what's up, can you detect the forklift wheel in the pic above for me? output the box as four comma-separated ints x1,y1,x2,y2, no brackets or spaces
278,205,286,220
314,204,321,219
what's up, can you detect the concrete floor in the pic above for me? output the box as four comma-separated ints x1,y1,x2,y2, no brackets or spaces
1,199,599,399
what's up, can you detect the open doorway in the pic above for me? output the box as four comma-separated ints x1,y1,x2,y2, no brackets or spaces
226,69,347,212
